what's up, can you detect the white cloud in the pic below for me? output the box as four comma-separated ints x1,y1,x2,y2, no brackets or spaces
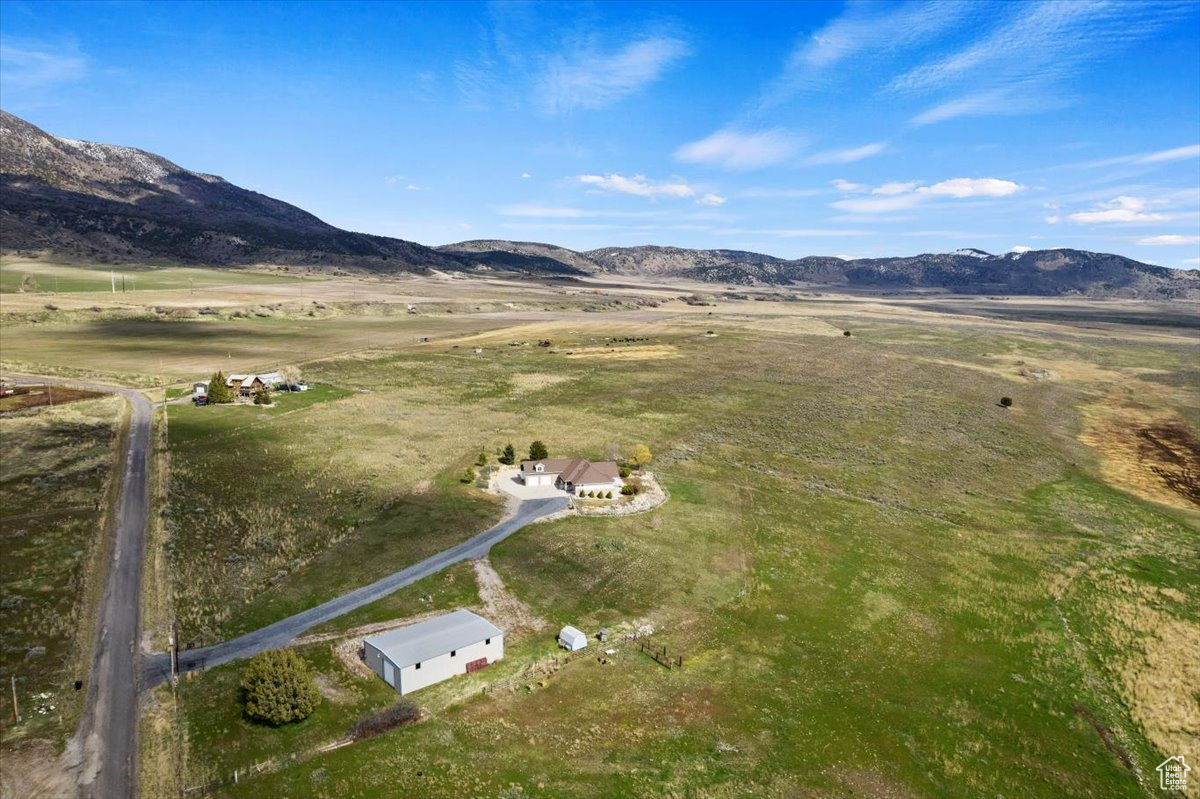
873,181,918,196
832,179,867,193
495,204,668,219
1066,195,1170,224
921,177,1024,198
578,173,697,200
1139,234,1200,245
674,129,798,170
832,176,1023,213
1044,215,1060,224
804,142,886,165
0,39,87,87
521,172,532,179
405,184,421,191
1183,258,1200,265
384,175,408,185
697,193,727,207
539,36,689,114
1011,245,1033,253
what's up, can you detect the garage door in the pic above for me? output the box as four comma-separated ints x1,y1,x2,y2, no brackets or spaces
383,660,395,687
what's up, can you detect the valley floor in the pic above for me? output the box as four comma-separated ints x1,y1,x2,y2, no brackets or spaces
1,267,1196,798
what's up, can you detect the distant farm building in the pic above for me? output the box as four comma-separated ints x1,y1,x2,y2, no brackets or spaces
364,610,503,695
520,458,621,496
195,372,285,398
558,625,588,652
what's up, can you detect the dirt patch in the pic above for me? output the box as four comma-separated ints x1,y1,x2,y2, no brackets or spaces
332,638,375,680
564,345,679,360
1072,703,1135,774
313,672,354,704
472,558,547,639
1080,404,1200,510
0,385,107,413
0,740,75,799
510,373,572,394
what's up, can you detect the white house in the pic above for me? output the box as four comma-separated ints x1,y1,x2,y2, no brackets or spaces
363,609,503,695
519,458,622,496
558,625,588,651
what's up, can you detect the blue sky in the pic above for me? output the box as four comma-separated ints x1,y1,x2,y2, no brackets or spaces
2,0,1198,266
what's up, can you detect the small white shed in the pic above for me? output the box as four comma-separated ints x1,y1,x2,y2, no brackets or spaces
558,625,588,651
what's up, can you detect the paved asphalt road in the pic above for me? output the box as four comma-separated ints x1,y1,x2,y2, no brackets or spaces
144,494,567,686
8,376,153,799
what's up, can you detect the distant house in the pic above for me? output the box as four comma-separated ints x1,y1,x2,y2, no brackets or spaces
519,458,621,496
557,626,588,651
363,609,504,695
226,372,283,397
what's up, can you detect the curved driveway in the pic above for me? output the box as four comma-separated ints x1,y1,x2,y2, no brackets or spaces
144,494,567,686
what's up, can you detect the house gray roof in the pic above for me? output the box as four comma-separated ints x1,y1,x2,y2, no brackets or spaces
364,609,502,669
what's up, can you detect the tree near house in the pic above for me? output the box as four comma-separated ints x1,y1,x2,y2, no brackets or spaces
499,443,516,465
279,364,301,384
529,440,549,460
629,443,653,469
253,387,272,405
240,649,320,726
207,371,234,404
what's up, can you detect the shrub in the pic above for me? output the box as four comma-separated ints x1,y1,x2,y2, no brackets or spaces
206,371,234,404
253,388,271,405
499,444,516,465
460,467,476,484
349,699,421,741
528,440,549,460
578,489,585,497
241,650,320,726
605,491,613,499
621,484,636,496
629,443,653,469
476,451,488,467
618,465,631,479
587,490,595,498
843,331,852,337
1000,396,1013,408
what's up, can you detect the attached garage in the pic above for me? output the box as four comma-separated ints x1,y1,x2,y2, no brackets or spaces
364,610,504,695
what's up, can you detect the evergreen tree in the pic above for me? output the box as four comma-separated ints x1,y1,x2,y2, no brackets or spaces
207,371,234,404
241,650,320,726
529,440,549,460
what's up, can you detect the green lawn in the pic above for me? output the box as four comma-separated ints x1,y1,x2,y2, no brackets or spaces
0,261,306,294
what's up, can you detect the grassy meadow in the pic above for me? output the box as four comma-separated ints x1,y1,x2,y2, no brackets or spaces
2,275,1196,797
0,396,122,745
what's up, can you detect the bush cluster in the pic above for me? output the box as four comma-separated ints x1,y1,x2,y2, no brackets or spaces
348,699,421,741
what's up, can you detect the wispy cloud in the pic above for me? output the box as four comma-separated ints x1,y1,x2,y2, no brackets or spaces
495,204,668,219
576,171,705,200
0,38,87,87
697,193,727,206
1065,196,1171,224
1139,234,1199,245
892,1,1187,125
737,186,824,199
1083,144,1200,168
832,177,1024,213
539,36,689,114
758,1,972,108
832,179,867,193
804,141,886,165
674,129,799,170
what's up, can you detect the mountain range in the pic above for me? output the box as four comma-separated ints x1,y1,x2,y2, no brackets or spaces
2,110,1197,300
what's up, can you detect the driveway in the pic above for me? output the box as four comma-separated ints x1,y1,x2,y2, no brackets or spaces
143,494,568,687
6,375,152,799
492,468,569,500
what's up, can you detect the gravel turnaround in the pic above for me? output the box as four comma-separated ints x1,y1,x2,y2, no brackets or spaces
143,495,568,687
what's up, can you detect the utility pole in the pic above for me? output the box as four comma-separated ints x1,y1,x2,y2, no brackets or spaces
121,274,126,293
111,272,116,294
10,675,19,724
47,384,53,408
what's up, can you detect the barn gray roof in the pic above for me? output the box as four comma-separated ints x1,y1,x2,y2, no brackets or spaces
364,610,502,669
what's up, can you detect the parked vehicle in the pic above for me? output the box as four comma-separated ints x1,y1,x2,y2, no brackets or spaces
193,396,208,406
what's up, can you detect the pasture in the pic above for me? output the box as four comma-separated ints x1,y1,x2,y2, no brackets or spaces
1,274,1196,797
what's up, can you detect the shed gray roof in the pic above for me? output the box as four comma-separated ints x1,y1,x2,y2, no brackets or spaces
364,610,502,669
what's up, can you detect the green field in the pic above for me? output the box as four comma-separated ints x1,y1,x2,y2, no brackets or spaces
0,260,306,294
0,397,122,745
2,284,1196,797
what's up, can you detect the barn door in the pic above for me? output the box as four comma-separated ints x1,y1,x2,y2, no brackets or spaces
383,660,395,686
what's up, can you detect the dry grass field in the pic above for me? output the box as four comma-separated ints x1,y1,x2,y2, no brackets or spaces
1,267,1196,798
